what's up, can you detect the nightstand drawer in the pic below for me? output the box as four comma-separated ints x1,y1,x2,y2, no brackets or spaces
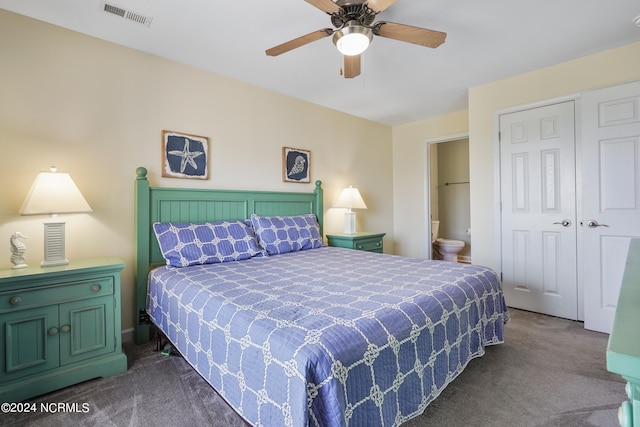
327,232,385,253
354,238,383,252
0,278,114,311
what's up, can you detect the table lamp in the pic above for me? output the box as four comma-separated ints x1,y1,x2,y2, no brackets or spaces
19,166,92,267
333,186,367,234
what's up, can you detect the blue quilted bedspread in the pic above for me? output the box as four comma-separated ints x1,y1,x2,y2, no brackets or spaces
147,246,509,427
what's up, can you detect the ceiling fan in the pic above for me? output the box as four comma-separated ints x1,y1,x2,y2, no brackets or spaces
265,0,446,78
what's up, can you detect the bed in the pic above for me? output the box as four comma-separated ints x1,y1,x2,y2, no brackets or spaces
134,167,509,427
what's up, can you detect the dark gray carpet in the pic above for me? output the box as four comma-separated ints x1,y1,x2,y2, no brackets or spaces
2,309,625,426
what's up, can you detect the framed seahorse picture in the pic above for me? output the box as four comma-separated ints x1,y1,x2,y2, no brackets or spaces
162,130,209,179
282,147,310,183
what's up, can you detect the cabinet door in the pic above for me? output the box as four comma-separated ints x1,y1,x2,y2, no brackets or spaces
0,305,60,382
59,296,115,365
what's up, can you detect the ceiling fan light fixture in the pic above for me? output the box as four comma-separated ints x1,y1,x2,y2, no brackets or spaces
333,23,373,56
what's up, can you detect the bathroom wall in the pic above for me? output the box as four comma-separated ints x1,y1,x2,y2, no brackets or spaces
434,138,471,259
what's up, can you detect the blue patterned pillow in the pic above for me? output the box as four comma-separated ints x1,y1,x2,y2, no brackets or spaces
250,214,322,255
152,221,266,267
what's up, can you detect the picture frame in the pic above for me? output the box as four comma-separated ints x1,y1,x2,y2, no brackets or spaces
162,130,209,180
282,147,311,183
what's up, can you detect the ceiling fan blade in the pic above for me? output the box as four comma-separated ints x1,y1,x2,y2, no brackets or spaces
305,0,341,14
344,54,361,79
266,28,334,56
374,21,446,48
366,0,398,13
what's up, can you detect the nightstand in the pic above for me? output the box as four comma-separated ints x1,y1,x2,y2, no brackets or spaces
0,257,127,402
326,232,386,253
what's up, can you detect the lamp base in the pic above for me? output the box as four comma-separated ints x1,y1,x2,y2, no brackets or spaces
42,221,68,267
343,211,357,234
41,259,69,267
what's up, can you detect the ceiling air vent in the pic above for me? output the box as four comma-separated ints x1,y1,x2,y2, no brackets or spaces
103,2,153,27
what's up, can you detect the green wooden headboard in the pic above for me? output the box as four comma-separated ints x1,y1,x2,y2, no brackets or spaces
134,166,324,343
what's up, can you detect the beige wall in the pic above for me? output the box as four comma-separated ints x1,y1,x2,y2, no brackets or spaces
392,111,469,258
392,42,640,266
4,9,639,336
468,42,640,271
0,10,393,336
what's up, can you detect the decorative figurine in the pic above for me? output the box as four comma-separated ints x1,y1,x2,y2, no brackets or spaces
10,232,28,269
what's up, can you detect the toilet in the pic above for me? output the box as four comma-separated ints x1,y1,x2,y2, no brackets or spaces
431,220,465,262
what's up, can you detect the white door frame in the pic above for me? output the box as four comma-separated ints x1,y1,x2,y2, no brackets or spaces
492,93,584,319
424,132,469,260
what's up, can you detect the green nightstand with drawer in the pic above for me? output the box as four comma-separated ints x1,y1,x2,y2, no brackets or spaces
0,257,127,402
326,232,385,253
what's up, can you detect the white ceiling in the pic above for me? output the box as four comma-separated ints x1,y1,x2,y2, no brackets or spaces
2,0,639,126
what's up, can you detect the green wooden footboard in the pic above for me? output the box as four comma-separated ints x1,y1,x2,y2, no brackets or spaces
607,238,640,426
134,166,324,343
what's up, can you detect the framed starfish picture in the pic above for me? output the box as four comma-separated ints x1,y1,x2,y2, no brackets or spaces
282,147,310,183
162,130,209,180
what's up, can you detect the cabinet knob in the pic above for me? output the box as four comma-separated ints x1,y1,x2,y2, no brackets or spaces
91,284,101,292
61,325,71,333
9,296,21,305
48,327,59,336
356,245,363,249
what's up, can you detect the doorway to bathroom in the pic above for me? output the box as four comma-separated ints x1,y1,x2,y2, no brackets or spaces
426,134,471,263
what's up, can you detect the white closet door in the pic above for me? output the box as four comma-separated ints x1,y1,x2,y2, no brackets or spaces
500,101,578,319
581,80,640,333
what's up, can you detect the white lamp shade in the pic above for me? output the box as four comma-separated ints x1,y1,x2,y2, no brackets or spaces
333,186,367,210
20,169,92,215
